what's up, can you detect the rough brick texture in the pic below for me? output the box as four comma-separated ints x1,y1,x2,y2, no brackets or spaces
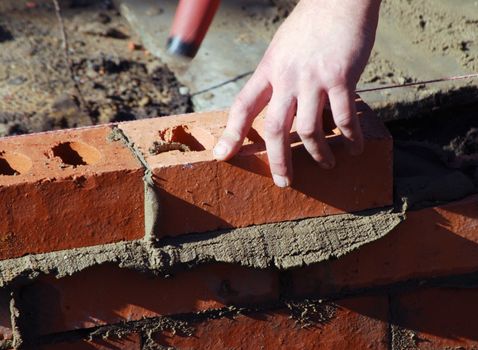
0,291,12,342
19,263,279,335
0,126,144,260
392,287,478,349
119,98,392,237
39,334,141,350
152,296,389,350
292,194,478,296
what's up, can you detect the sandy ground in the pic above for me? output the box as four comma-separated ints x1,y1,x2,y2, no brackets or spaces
0,0,476,138
117,0,477,115
360,0,477,112
273,0,477,109
0,0,191,137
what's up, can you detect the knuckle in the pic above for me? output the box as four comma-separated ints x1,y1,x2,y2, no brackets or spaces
297,125,317,139
334,114,353,127
334,114,354,130
231,94,251,117
320,64,350,89
268,160,288,175
264,118,285,137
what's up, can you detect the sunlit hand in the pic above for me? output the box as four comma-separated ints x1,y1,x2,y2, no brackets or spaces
213,0,381,187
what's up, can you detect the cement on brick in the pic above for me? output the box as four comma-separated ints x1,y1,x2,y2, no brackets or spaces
9,293,22,349
391,324,418,350
159,208,404,269
109,127,161,241
0,207,403,287
0,139,474,287
144,175,161,242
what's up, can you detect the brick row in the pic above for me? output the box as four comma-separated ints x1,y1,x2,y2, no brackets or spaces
0,97,392,258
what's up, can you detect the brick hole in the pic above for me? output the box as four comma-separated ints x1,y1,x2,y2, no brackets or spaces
151,125,215,154
0,152,32,176
51,142,101,166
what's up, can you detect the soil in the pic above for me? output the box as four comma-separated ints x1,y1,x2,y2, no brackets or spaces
0,0,191,137
271,0,477,84
0,0,477,156
379,0,477,72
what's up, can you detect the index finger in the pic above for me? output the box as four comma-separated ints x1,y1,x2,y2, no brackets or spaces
213,71,272,161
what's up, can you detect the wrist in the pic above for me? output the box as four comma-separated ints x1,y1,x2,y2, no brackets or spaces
299,0,381,15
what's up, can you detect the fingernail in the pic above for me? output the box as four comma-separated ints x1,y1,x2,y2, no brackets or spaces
273,174,289,188
213,141,228,158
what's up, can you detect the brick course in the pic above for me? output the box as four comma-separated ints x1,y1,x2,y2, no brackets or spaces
0,101,476,350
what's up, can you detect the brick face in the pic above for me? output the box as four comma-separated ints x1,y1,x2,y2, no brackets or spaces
38,333,142,350
118,98,392,238
19,263,279,336
291,194,478,296
0,126,144,260
0,291,12,341
152,295,389,350
392,287,478,349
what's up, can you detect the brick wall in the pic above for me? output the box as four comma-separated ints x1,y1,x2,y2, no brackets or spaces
0,99,477,349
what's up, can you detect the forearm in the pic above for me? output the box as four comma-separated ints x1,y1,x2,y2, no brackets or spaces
297,0,382,35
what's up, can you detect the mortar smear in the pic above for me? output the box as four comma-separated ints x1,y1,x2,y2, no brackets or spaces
0,208,403,287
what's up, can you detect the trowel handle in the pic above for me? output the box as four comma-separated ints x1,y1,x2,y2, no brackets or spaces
167,0,221,58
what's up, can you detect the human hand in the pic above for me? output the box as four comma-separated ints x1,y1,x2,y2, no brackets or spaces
213,0,381,187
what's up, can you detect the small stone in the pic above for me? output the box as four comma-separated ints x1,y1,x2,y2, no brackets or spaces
0,124,10,137
25,1,37,9
8,76,26,86
146,6,164,16
179,86,190,95
203,92,215,100
138,96,151,107
97,12,111,24
127,41,142,51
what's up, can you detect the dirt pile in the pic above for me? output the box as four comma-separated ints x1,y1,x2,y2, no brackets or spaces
0,0,191,137
72,55,190,124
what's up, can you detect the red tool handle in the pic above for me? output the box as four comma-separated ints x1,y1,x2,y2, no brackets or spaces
167,0,221,58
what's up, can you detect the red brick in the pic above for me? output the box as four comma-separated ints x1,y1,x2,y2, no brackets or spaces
0,291,12,342
392,287,478,349
118,98,392,237
0,126,144,260
152,295,389,350
20,263,279,335
292,195,478,296
38,333,141,350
